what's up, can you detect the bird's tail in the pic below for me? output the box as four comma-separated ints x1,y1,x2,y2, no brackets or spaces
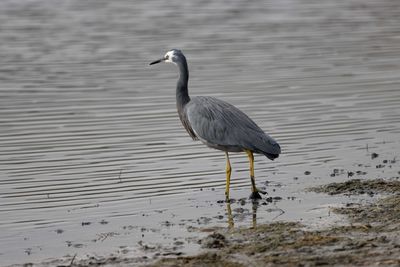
250,132,281,160
260,139,281,160
263,152,279,160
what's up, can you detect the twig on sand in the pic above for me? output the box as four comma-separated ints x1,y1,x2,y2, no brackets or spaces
68,253,77,267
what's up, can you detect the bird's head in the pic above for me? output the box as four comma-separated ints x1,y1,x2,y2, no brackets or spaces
150,49,184,66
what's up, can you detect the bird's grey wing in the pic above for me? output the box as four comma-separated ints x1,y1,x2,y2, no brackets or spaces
185,96,280,155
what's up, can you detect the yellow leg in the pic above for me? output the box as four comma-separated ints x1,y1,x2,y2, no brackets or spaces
225,152,232,202
245,150,262,199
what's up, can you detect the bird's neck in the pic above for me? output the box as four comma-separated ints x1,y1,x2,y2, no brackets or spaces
176,59,190,112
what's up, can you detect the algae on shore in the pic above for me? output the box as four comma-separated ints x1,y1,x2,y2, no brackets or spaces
309,178,400,196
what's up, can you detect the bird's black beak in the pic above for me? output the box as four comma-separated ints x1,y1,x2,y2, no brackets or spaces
149,58,164,65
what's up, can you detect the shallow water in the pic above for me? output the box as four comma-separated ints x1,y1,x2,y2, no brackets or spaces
1,0,400,265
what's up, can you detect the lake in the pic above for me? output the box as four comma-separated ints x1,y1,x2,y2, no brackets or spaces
1,0,400,265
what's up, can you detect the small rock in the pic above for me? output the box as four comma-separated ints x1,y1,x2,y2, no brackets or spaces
239,198,247,205
356,171,367,175
371,153,379,159
200,232,226,248
161,221,173,227
174,240,184,246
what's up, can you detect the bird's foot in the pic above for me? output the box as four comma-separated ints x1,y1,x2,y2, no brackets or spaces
249,187,267,200
249,191,262,200
257,188,268,195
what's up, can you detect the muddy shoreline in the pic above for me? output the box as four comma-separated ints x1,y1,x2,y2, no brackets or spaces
18,177,400,267
148,179,400,267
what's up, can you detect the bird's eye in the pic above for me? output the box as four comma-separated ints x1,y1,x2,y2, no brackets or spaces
165,55,169,60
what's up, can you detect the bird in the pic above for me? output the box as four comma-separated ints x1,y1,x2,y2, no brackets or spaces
150,49,281,201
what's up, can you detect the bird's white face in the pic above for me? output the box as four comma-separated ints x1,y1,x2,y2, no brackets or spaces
149,49,182,66
164,50,177,64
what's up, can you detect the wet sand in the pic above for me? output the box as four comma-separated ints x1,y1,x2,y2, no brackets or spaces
1,0,400,266
150,179,400,267
14,158,400,266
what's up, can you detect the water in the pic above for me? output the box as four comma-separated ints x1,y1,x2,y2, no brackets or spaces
1,0,400,265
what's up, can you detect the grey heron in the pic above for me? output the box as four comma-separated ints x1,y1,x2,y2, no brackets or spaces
150,49,281,201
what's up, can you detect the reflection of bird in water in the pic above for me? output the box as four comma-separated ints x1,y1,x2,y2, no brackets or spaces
226,203,234,229
226,202,258,229
150,49,281,201
226,201,285,229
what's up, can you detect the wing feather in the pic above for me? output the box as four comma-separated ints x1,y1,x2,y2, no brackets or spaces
185,96,280,156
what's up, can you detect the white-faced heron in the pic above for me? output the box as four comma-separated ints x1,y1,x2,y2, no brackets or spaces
150,49,281,201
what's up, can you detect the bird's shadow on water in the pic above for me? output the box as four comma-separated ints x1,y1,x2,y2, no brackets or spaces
224,199,285,229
